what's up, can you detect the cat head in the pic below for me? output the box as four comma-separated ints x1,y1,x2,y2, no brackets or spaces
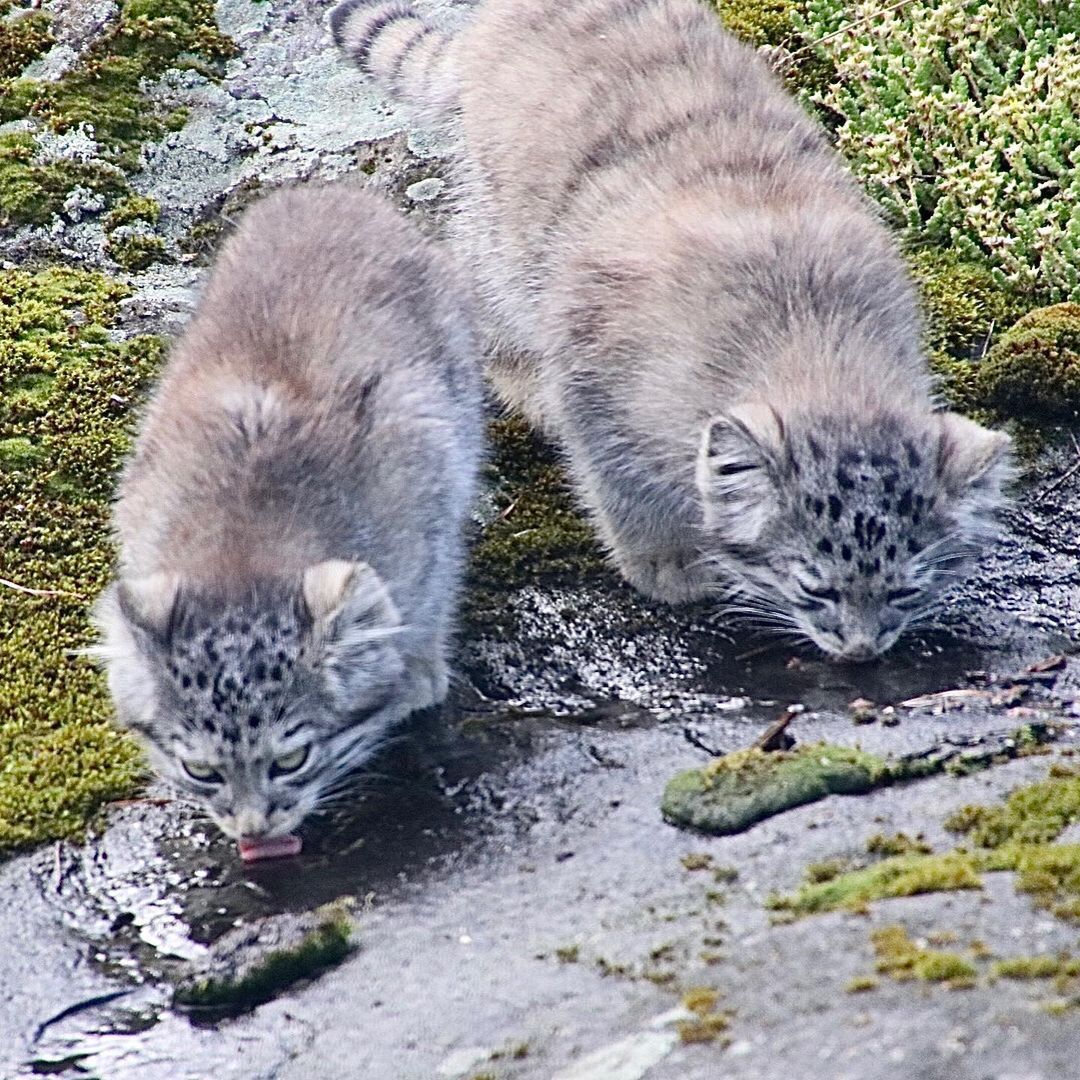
695,403,1011,660
93,560,406,845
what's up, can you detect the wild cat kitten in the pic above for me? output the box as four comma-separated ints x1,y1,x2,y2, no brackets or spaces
93,185,481,859
331,0,1011,660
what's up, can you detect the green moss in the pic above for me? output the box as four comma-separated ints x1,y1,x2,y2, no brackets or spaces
803,857,850,884
912,250,1027,362
103,194,160,230
979,304,1080,420
0,435,42,469
661,743,887,835
846,975,879,993
710,0,832,96
0,0,234,167
713,0,795,46
0,0,232,226
470,416,602,587
945,767,1080,849
872,925,976,988
106,231,167,271
174,916,355,1016
866,832,932,858
0,267,164,854
992,954,1080,980
767,851,983,916
0,132,128,228
0,12,54,81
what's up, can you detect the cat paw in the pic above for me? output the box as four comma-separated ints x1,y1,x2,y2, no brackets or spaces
615,549,714,605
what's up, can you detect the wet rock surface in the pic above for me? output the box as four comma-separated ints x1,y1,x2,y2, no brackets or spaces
5,2,1080,1079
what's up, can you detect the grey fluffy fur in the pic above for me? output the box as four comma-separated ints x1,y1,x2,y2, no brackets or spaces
332,0,1011,660
92,184,482,841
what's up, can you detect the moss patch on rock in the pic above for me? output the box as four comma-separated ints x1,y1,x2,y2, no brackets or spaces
103,193,160,231
106,229,167,270
710,0,833,96
0,0,233,230
0,267,163,855
0,11,54,81
174,912,355,1017
871,925,977,988
661,743,887,835
993,953,1080,981
909,249,1080,428
772,760,1080,921
0,0,234,167
767,851,983,916
0,131,128,229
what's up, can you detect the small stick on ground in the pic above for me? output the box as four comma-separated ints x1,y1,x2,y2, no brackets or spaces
755,711,797,752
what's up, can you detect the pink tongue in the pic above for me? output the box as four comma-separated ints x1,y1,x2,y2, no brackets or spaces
238,834,302,862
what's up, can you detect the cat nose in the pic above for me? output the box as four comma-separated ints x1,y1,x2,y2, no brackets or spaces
833,630,876,660
236,809,270,838
837,634,879,663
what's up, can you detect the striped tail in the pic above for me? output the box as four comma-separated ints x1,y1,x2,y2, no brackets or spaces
329,0,457,116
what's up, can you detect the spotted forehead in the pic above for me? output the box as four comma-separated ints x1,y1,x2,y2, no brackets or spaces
165,613,301,740
796,438,940,579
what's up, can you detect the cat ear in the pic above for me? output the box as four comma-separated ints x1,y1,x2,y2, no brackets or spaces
696,403,785,546
302,560,404,708
936,413,1012,501
302,560,399,629
115,572,182,642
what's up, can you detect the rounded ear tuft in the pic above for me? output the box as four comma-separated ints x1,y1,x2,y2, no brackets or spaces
117,572,181,640
302,559,360,622
936,412,1012,494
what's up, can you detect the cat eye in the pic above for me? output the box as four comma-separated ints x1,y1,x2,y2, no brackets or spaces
270,745,310,777
886,586,921,606
182,760,224,784
799,583,841,603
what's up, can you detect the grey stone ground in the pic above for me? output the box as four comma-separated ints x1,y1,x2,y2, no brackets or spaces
4,2,1080,1079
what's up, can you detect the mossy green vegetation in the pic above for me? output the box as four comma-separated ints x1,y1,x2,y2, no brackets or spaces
106,230,167,271
0,131,128,229
710,0,832,95
0,0,233,231
173,914,355,1017
0,267,163,854
992,954,1080,981
871,925,976,988
866,832,932,858
767,851,983,916
945,763,1080,849
774,761,1080,921
799,0,1080,303
103,194,160,231
0,0,234,166
470,416,602,587
661,744,887,835
677,986,730,1045
978,305,1080,420
0,12,54,81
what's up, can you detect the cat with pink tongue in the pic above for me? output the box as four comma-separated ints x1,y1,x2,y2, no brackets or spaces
91,185,482,861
